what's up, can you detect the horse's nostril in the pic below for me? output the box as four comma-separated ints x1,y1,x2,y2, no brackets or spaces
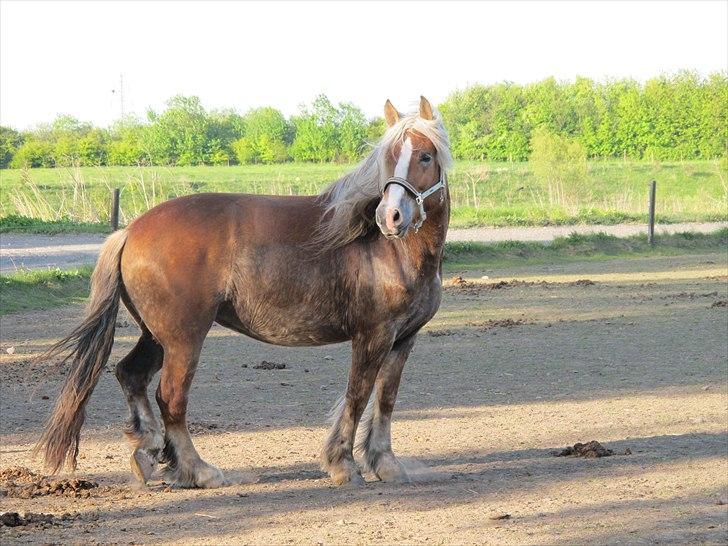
393,209,401,224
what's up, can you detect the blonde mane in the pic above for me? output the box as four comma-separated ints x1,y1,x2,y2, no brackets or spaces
312,108,452,251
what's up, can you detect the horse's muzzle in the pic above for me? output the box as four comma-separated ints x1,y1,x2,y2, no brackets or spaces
375,205,411,239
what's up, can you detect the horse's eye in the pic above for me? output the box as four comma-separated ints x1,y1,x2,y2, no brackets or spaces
420,153,432,164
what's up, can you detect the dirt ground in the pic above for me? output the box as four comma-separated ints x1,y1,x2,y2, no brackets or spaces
1,252,727,545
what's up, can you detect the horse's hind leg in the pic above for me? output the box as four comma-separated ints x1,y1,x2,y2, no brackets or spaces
115,332,164,484
356,334,416,483
155,337,224,488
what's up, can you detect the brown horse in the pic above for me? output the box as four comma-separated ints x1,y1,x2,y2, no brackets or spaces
36,96,453,488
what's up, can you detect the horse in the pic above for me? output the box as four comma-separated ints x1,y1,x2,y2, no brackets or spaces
36,96,453,488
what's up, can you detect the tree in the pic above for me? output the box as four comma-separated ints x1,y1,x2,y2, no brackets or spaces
337,103,367,161
236,107,290,164
0,126,23,168
289,95,367,162
144,95,209,165
290,95,340,162
365,117,386,143
206,109,245,164
10,139,55,168
78,128,109,166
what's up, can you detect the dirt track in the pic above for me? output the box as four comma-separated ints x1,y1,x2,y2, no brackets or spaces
1,253,727,544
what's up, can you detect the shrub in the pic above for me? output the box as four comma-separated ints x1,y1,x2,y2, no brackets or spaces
232,137,257,164
10,140,55,168
529,126,587,184
0,126,23,169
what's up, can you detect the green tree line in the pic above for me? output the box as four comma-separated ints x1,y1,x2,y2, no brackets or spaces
1,71,725,169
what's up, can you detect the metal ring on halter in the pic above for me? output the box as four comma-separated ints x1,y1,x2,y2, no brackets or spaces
382,175,446,232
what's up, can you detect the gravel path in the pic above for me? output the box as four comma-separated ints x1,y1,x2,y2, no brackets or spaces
1,221,726,273
447,221,727,242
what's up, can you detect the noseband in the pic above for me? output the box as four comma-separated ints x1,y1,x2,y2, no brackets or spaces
382,174,446,231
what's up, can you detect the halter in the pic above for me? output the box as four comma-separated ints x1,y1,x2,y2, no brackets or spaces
382,174,446,232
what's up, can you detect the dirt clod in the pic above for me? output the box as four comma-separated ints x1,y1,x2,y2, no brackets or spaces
489,513,512,520
427,329,460,337
0,467,97,499
446,278,596,295
469,318,531,330
253,361,286,370
0,512,22,526
710,300,727,308
0,511,76,527
553,441,615,458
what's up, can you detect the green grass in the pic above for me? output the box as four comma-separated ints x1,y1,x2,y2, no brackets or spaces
443,227,728,270
0,158,725,232
0,215,110,234
0,266,92,315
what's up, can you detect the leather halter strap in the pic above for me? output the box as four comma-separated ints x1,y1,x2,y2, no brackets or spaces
382,175,446,231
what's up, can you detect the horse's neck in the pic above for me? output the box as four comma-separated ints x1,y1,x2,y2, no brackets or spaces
387,200,449,274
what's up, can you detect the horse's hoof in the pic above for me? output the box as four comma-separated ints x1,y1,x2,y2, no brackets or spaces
330,468,365,486
130,449,157,484
376,465,410,483
159,462,225,489
195,464,226,489
373,454,410,483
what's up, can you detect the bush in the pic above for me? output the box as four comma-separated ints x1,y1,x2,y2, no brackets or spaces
529,126,587,184
0,126,23,169
10,140,55,168
232,137,257,164
257,135,288,164
77,129,108,166
108,139,144,166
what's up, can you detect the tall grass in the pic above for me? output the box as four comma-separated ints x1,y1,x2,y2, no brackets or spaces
0,159,726,228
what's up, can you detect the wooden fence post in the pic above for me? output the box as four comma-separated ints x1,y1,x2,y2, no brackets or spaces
111,188,120,231
648,180,656,245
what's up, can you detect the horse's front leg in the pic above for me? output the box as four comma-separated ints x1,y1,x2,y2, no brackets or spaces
356,333,416,482
322,327,394,486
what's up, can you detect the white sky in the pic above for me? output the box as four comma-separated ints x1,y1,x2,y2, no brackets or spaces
1,0,726,130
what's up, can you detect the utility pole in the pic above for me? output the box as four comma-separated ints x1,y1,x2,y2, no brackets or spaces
112,73,125,118
119,73,125,117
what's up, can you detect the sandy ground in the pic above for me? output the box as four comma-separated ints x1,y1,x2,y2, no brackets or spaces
2,221,726,272
0,253,727,544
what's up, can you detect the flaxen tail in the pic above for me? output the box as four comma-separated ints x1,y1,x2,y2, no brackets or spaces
34,229,128,473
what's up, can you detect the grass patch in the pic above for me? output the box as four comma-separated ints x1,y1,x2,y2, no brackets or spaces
0,215,110,234
443,228,728,270
0,159,725,230
0,267,92,315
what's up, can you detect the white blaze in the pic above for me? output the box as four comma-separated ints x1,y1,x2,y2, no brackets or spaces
382,137,412,209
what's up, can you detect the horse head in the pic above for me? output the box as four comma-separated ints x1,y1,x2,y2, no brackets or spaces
375,96,448,239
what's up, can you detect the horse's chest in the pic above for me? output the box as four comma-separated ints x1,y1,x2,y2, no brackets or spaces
381,273,442,329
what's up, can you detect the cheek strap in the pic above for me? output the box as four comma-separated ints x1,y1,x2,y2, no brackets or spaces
382,175,446,231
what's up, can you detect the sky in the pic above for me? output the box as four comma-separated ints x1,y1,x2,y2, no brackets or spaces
1,0,726,130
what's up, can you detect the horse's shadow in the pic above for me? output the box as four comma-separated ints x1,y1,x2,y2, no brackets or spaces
67,430,726,545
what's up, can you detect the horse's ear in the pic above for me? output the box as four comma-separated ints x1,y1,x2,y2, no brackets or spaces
384,99,400,127
419,96,434,120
